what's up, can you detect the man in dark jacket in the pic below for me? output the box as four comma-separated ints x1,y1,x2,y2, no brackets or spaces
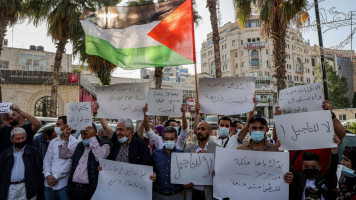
58,124,112,200
290,134,340,200
0,127,43,200
103,118,152,165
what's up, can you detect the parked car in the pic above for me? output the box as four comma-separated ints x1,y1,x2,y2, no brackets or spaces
338,132,356,162
205,115,218,130
35,117,58,125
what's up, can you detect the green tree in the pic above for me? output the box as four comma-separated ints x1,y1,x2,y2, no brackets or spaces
0,0,25,102
316,63,350,109
352,92,356,108
25,0,117,116
233,0,309,91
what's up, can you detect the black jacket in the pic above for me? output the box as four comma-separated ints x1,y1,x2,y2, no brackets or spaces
68,136,112,195
0,145,43,200
291,153,338,200
108,135,152,166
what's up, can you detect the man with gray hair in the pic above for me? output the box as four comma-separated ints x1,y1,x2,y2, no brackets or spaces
0,127,43,200
99,117,152,165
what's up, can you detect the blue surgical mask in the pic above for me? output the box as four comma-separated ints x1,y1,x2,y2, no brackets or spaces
118,136,128,144
342,165,356,178
219,127,230,137
164,141,176,150
251,131,265,143
82,138,90,146
54,127,63,136
237,129,241,134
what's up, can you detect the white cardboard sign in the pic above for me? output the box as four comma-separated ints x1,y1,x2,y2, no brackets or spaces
95,83,149,120
92,159,153,200
0,102,12,113
279,83,324,114
213,147,289,200
199,77,255,115
67,102,92,130
147,89,183,116
275,110,336,150
170,153,214,185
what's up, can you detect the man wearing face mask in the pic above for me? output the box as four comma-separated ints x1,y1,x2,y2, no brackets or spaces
43,121,78,200
289,134,340,200
337,146,356,200
0,127,43,200
183,103,217,200
0,104,41,154
151,127,184,200
33,127,57,159
106,118,152,165
58,124,112,200
137,104,189,151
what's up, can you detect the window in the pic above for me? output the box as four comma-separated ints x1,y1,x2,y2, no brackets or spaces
34,96,59,117
241,51,244,56
19,53,46,71
232,40,236,46
244,20,259,28
339,114,346,121
250,72,253,77
235,63,238,69
296,58,302,72
242,62,245,67
254,72,258,77
312,58,315,67
257,38,260,42
0,60,9,69
235,52,238,58
251,50,259,66
241,40,243,45
252,38,256,42
248,38,251,43
266,49,268,54
267,61,269,67
265,71,270,76
259,71,263,77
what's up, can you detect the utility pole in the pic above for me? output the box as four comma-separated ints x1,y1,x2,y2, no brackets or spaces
314,0,329,100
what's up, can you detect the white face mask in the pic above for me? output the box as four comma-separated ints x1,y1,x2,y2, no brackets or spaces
174,127,179,134
54,127,63,136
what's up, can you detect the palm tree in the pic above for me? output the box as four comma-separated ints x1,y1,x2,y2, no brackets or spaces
0,0,24,102
25,0,117,117
207,0,222,78
233,0,308,91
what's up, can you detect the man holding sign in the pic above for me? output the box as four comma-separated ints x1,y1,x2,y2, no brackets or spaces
151,127,184,200
183,103,217,200
58,124,112,200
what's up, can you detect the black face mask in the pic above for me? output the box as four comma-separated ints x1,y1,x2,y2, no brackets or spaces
14,141,26,149
304,168,319,179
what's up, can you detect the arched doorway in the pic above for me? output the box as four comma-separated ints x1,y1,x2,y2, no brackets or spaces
34,96,59,117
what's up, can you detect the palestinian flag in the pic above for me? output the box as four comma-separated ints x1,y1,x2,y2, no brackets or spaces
80,0,196,70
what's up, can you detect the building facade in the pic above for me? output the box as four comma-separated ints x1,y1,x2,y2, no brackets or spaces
0,46,79,117
200,18,318,119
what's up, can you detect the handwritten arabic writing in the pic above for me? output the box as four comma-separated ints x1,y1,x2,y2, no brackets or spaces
275,110,336,150
147,89,183,116
199,77,255,115
96,83,149,120
67,102,92,130
171,153,214,185
0,102,12,113
279,83,324,114
213,147,289,200
92,159,153,200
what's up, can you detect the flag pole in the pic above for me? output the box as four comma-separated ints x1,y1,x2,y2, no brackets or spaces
190,0,199,103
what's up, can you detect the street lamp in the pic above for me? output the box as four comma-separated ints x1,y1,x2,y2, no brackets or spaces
268,99,272,126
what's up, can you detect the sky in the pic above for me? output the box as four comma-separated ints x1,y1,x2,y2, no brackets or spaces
4,0,356,78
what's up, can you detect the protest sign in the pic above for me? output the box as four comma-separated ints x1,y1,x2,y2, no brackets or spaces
275,110,336,150
92,159,153,200
96,83,149,120
199,77,255,115
0,102,12,113
147,89,183,116
171,153,214,185
213,147,289,200
67,102,92,130
279,83,324,114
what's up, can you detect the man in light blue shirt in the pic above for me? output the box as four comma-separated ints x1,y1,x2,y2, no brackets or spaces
0,127,43,200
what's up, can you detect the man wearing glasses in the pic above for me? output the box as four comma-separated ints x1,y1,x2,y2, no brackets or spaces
237,115,278,151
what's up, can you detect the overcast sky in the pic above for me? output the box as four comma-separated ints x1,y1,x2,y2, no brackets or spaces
4,0,356,78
